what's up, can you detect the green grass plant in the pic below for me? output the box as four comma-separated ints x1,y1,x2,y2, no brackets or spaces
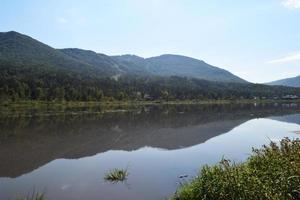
15,191,46,200
104,168,129,182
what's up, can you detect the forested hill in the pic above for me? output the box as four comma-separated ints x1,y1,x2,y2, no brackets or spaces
0,31,124,77
0,31,300,102
267,75,300,87
112,54,247,83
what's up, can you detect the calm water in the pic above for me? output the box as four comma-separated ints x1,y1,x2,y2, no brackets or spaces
0,103,300,200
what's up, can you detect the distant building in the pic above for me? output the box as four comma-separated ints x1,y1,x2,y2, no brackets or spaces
143,93,153,100
282,95,299,100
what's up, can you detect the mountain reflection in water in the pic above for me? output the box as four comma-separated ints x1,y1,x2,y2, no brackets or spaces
0,103,300,200
1,103,300,178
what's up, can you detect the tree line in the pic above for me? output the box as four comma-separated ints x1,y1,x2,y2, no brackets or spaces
1,64,299,102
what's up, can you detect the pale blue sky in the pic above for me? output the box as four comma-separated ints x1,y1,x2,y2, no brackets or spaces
1,0,300,83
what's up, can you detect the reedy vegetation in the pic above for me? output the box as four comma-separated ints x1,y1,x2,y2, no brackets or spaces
104,168,129,182
172,138,300,200
15,191,45,200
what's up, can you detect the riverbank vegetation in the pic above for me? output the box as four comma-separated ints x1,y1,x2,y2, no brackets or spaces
171,138,300,200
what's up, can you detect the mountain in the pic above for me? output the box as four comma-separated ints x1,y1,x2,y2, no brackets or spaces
113,54,247,83
0,31,246,83
1,31,299,102
267,75,300,87
59,48,124,75
0,31,124,77
111,54,150,75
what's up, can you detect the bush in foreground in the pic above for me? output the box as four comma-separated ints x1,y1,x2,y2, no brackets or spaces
172,138,300,200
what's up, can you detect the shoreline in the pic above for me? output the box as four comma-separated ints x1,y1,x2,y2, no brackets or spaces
1,99,300,108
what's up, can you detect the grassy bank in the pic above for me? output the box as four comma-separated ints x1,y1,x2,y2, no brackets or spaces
171,138,300,200
1,99,300,109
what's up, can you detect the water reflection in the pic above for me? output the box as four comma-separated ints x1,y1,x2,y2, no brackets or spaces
0,103,300,200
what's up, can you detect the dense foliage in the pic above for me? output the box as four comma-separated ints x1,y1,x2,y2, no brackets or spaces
172,138,300,200
1,63,299,102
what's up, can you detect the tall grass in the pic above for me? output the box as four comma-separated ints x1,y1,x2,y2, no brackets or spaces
104,168,129,182
171,138,300,200
15,191,46,200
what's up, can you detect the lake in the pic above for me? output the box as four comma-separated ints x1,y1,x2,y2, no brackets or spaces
1,103,300,200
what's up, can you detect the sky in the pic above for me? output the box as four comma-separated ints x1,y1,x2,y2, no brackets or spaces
1,0,300,83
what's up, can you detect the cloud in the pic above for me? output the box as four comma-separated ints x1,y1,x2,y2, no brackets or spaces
57,17,68,24
282,0,300,9
267,52,300,64
57,14,86,25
